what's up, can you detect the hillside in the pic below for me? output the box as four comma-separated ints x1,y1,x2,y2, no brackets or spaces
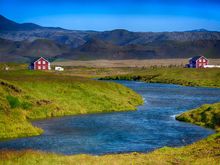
0,15,43,31
0,38,70,62
1,37,220,62
1,15,220,47
1,15,220,62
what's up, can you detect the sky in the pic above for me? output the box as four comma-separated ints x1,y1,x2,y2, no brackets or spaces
0,0,220,32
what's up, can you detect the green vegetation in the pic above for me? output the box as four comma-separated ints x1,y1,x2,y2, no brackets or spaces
101,67,220,87
0,128,219,165
1,101,220,165
0,70,143,139
1,67,220,164
0,63,28,70
176,103,220,132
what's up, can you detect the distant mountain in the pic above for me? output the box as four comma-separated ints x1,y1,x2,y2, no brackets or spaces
60,39,220,60
1,37,220,62
0,15,220,62
185,29,210,32
0,15,43,31
0,38,70,62
0,15,87,48
90,29,220,45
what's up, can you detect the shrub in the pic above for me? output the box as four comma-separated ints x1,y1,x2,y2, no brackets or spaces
6,95,21,109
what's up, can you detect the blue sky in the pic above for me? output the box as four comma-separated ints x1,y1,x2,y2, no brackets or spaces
0,0,220,31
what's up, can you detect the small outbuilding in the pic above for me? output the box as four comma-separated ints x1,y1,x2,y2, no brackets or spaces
29,57,51,70
187,56,208,68
55,66,64,71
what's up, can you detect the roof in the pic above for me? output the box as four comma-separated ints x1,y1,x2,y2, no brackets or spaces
30,57,50,64
190,56,208,62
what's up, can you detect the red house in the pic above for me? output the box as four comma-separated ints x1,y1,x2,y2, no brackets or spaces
29,57,51,70
188,56,208,68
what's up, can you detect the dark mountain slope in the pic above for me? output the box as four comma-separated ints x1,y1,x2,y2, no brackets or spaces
1,15,220,48
1,15,220,62
0,15,43,31
0,38,70,62
60,39,220,60
60,38,121,60
1,37,220,62
91,30,220,46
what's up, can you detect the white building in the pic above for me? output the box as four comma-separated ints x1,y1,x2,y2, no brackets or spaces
55,66,64,71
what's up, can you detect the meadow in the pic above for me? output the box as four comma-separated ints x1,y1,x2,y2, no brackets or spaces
101,67,220,88
0,70,143,139
2,63,220,88
52,59,220,68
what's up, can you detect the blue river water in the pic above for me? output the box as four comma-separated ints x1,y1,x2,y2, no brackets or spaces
0,81,220,155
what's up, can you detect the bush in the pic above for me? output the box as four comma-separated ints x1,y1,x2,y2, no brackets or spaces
6,95,21,109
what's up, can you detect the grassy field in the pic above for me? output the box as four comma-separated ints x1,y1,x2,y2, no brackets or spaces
0,70,143,139
52,59,220,68
101,67,220,88
0,103,220,165
2,63,220,87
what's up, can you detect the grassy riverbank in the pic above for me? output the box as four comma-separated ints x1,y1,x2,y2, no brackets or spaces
1,133,219,165
101,68,220,87
176,102,220,132
0,70,143,139
1,98,220,164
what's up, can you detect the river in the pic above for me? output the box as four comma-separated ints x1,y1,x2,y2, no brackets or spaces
1,81,220,155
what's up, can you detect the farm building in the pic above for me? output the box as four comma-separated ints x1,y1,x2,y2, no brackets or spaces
55,66,64,71
29,57,51,70
187,56,208,68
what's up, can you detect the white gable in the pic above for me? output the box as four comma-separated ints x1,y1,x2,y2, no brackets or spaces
34,57,50,64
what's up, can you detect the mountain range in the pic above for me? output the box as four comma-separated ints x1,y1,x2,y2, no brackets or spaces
0,15,220,62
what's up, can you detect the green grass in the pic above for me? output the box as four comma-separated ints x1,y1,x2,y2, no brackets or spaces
101,67,220,87
1,101,220,165
1,68,220,164
0,63,28,70
176,103,220,132
0,70,143,139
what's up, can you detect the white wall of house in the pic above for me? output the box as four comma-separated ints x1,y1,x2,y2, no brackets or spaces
204,65,220,68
